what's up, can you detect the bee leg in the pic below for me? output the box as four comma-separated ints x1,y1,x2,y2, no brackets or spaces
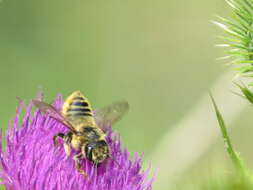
53,132,72,156
73,151,88,179
63,132,72,156
53,133,65,146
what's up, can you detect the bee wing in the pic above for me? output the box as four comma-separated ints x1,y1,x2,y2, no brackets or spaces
32,100,77,133
93,100,129,132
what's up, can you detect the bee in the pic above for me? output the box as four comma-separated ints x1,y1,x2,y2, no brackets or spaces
32,91,129,178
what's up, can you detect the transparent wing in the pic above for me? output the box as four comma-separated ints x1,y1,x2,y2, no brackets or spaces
93,100,129,132
32,100,77,133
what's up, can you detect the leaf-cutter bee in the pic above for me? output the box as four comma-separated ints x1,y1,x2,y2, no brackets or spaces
32,91,129,178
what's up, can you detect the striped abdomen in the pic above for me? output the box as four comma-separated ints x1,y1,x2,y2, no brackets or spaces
62,91,95,128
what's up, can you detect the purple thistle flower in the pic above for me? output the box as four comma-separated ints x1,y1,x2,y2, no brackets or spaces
0,93,153,190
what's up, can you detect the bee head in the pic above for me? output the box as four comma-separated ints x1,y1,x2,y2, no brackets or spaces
85,140,109,164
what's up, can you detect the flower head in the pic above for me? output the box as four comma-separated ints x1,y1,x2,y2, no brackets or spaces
0,93,153,190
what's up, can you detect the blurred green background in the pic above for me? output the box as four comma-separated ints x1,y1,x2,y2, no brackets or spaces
1,0,253,189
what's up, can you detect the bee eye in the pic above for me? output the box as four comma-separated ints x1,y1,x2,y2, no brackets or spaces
85,143,95,162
